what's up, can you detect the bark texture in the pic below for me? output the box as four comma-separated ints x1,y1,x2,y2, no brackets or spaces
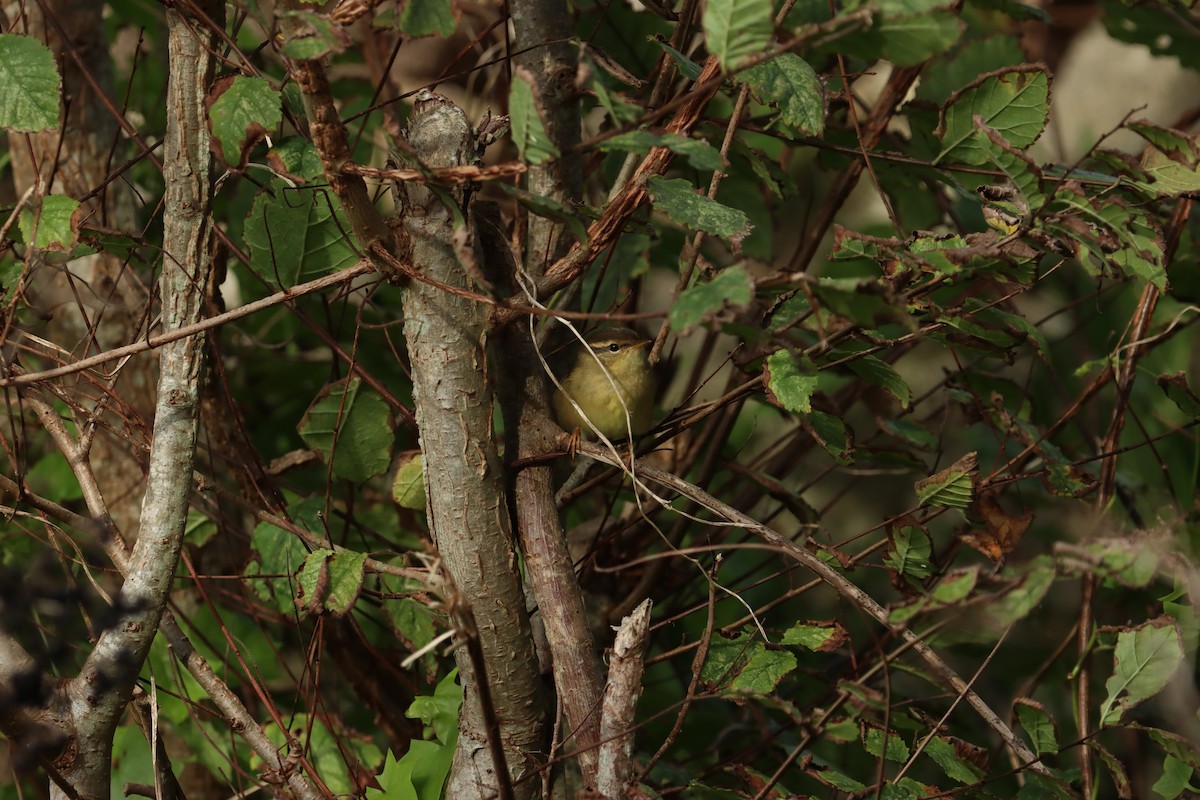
399,91,546,799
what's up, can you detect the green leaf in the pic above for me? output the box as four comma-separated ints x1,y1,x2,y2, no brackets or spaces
386,597,437,667
1103,1,1200,72
743,53,826,136
1152,755,1194,800
764,350,818,414
1130,121,1200,197
509,70,560,166
862,725,910,762
700,630,797,696
261,714,378,796
914,452,977,509
268,137,325,181
1015,698,1059,755
1068,537,1160,588
703,0,773,71
298,377,394,482
924,735,985,783
1136,724,1200,773
296,548,367,616
26,452,82,502
872,9,964,67
243,180,361,287
184,511,219,547
984,556,1056,629
807,410,854,465
882,417,938,450
1100,617,1185,726
848,356,911,408
19,195,79,251
647,176,753,251
917,34,1025,104
367,749,418,800
937,67,1049,165
977,125,1047,213
499,184,590,248
0,34,61,132
930,567,978,604
1049,189,1167,289
398,0,457,38
669,265,753,331
1091,741,1133,799
407,670,463,744
598,130,726,172
885,525,933,579
649,38,703,81
208,76,282,168
391,453,426,510
781,620,848,651
245,500,318,614
280,11,345,59
1158,372,1200,417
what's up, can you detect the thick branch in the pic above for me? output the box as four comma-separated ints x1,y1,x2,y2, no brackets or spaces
399,92,546,799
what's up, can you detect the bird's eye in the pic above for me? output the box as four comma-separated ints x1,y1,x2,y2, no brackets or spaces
607,343,621,352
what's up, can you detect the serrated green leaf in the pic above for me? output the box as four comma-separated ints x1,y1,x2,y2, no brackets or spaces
703,0,773,71
280,12,344,59
1100,617,1185,726
781,621,848,651
930,567,978,604
808,765,867,792
398,0,456,38
1091,741,1133,798
19,195,79,251
245,499,318,615
882,417,938,449
885,525,933,579
1137,724,1200,773
243,180,361,287
647,176,753,250
391,453,426,511
914,452,977,508
984,556,1056,629
298,377,394,482
700,630,797,696
764,350,818,414
807,410,854,465
509,72,560,166
977,126,1047,213
209,76,282,167
649,38,703,81
862,725,910,762
0,34,61,132
924,735,986,783
743,53,826,136
268,137,324,181
1158,372,1200,417
296,548,367,616
598,130,726,171
937,67,1049,165
386,597,437,666
874,10,964,67
669,265,753,330
918,35,1026,103
1015,698,1059,755
848,356,911,408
